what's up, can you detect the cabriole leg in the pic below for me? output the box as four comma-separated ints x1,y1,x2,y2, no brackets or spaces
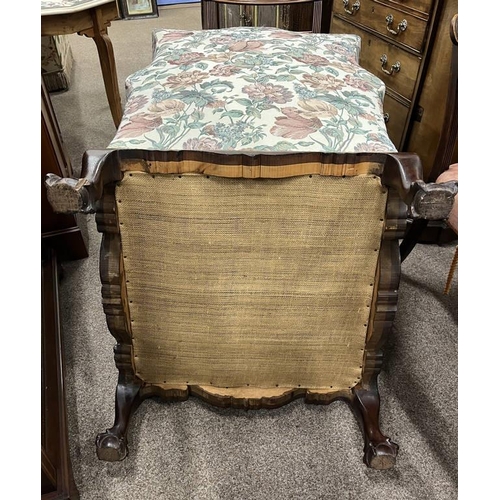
95,373,142,461
352,383,398,470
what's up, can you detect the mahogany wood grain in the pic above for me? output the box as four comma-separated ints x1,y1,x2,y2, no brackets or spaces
332,0,431,53
383,91,410,148
406,0,458,180
93,184,142,461
347,174,405,469
330,0,450,167
426,12,457,183
383,0,434,17
42,248,80,499
351,382,399,469
41,79,84,499
330,17,422,101
400,10,458,261
41,79,88,260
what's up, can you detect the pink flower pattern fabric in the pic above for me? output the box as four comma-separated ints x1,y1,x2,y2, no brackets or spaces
109,27,396,153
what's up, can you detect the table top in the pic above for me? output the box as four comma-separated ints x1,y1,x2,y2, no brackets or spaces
41,0,115,16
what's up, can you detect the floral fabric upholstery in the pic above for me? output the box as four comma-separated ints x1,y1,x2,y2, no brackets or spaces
41,1,111,15
42,35,74,92
108,27,397,153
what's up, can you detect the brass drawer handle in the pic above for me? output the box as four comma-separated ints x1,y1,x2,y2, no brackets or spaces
343,0,360,15
380,54,401,75
383,112,390,123
386,14,408,35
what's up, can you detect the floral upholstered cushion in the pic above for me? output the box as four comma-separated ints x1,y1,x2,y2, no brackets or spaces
108,27,397,153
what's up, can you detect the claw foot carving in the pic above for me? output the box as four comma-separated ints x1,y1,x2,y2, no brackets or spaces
96,430,128,462
365,438,399,470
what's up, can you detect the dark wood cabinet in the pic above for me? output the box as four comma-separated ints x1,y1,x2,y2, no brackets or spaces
330,0,458,180
41,79,86,500
201,0,323,32
42,247,80,500
41,80,89,261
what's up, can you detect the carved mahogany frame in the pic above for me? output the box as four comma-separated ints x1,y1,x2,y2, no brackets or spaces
45,150,457,469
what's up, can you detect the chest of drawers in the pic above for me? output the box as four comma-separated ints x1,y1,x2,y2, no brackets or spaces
330,0,444,158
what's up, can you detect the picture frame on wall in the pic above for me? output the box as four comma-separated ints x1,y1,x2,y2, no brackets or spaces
119,0,159,19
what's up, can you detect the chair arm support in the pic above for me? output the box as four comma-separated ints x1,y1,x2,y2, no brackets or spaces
382,153,458,220
45,150,458,221
45,149,121,214
45,174,93,214
407,179,458,220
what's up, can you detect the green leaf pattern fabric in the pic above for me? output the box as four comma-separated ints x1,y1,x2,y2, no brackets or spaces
109,27,397,153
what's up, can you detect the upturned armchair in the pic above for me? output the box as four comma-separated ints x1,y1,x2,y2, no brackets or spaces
45,25,457,470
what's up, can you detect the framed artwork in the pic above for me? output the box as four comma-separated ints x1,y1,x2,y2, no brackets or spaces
119,0,159,19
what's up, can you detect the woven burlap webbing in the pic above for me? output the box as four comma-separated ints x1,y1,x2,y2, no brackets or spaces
116,173,387,389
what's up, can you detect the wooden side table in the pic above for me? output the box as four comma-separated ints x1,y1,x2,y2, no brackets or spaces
41,0,123,128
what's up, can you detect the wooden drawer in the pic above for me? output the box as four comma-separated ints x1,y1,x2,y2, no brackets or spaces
378,0,434,17
333,0,429,53
331,16,421,100
382,91,409,149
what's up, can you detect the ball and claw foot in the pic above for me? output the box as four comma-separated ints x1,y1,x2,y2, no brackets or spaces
365,438,399,470
96,430,128,461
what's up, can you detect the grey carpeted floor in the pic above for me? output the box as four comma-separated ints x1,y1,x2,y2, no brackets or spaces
49,6,458,499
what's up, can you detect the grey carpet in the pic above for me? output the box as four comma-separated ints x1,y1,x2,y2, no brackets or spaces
50,6,458,499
